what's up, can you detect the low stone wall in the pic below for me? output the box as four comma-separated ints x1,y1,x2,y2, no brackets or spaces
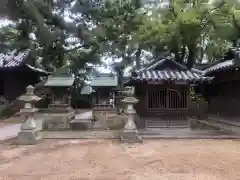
42,111,75,130
93,107,117,120
40,107,74,113
93,107,125,130
208,97,240,116
188,118,221,130
189,101,208,118
105,115,126,130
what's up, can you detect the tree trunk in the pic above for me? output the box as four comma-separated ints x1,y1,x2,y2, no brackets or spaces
135,47,141,70
117,70,124,89
186,47,195,69
179,45,186,64
117,54,125,89
174,50,181,63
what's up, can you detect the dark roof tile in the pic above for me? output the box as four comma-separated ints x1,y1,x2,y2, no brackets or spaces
0,49,30,68
134,69,210,82
203,59,234,74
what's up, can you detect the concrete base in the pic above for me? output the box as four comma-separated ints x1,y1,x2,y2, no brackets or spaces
43,112,75,130
120,130,143,143
45,106,74,113
17,128,43,145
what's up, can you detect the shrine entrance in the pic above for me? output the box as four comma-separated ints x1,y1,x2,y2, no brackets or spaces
144,86,189,128
147,88,188,110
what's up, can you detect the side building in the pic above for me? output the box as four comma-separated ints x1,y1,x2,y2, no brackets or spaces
194,48,240,117
126,57,212,129
0,50,49,103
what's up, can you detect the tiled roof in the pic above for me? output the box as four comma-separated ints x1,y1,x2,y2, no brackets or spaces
0,49,30,68
0,49,49,75
203,59,234,74
145,57,187,71
44,76,75,87
196,48,240,75
191,68,204,75
131,57,212,82
133,70,210,81
91,74,118,87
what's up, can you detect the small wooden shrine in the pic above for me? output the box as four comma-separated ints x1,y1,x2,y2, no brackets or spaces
91,73,118,107
71,69,93,109
43,75,75,130
44,75,75,112
126,57,212,128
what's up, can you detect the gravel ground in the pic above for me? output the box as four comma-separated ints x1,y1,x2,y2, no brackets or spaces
0,123,9,128
0,139,240,180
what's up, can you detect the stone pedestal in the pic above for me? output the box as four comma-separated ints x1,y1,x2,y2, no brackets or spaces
120,130,142,143
18,128,43,145
120,96,142,143
42,105,75,130
43,111,74,130
120,115,142,143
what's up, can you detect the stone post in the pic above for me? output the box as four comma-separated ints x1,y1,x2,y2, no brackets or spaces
120,96,142,143
17,85,43,145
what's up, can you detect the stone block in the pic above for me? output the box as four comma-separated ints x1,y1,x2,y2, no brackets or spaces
44,106,74,113
17,129,43,145
43,113,74,130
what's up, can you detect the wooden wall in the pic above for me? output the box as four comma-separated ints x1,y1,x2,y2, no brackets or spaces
1,67,41,101
206,82,240,116
203,69,240,116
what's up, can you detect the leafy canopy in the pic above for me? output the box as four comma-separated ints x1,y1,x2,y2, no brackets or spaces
136,0,240,67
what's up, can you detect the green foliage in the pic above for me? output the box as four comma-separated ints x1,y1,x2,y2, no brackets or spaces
0,0,144,74
136,0,240,67
90,0,145,87
96,0,144,56
2,0,240,74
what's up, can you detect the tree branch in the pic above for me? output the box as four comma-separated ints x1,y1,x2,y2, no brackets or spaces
64,45,84,53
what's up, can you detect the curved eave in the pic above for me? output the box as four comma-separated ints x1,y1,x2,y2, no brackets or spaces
191,68,205,75
25,64,51,76
202,59,238,76
125,77,213,86
0,63,51,76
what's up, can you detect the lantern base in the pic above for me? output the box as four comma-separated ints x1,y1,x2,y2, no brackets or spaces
17,128,43,145
120,130,143,143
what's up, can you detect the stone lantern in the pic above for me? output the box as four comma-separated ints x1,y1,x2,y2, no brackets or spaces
17,85,43,145
121,96,142,143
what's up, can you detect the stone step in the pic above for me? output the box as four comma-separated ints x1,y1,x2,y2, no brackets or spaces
146,119,188,128
207,117,240,128
92,120,108,130
196,119,240,133
45,131,119,139
69,119,93,130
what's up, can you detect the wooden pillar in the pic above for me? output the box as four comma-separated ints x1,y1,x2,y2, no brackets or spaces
97,90,99,104
145,89,148,112
166,88,169,109
52,90,55,104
